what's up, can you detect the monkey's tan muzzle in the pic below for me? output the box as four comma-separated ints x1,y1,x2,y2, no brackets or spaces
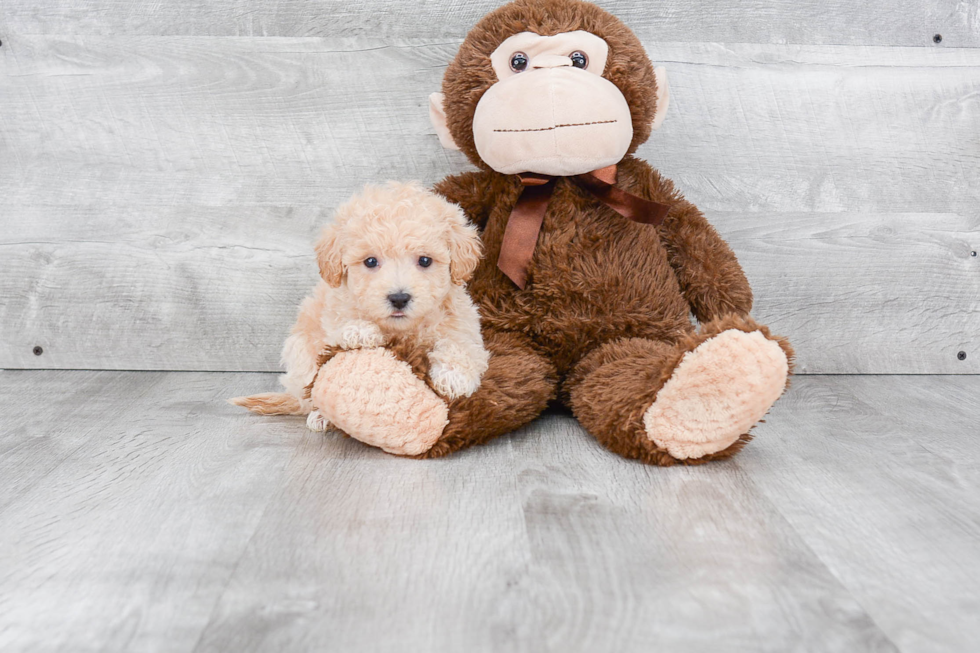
472,67,634,177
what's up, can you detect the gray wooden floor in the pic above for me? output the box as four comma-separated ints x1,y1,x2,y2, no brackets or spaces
0,371,977,652
2,0,977,650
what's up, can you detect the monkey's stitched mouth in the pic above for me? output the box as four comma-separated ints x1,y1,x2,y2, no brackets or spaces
493,119,618,133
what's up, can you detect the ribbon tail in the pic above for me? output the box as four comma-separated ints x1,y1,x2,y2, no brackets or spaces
597,185,671,225
495,166,665,291
576,171,671,226
497,180,554,289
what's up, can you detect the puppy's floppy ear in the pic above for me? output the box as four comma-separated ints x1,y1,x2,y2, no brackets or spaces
447,216,482,286
314,223,344,288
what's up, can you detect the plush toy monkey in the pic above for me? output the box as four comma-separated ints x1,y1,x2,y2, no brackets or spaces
311,0,793,464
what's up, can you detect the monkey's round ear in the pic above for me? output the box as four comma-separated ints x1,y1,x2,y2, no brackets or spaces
314,224,344,288
429,92,461,151
652,66,670,131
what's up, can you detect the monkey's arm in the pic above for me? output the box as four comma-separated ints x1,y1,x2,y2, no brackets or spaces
433,171,496,228
627,159,753,322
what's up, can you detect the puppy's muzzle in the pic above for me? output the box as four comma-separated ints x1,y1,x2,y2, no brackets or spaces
387,292,412,310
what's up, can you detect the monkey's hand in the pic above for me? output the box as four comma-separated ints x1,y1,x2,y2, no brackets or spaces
311,348,448,456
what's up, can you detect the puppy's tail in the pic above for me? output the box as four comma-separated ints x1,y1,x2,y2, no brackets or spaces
228,392,305,416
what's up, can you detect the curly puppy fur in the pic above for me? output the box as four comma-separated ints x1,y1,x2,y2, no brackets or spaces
231,182,489,422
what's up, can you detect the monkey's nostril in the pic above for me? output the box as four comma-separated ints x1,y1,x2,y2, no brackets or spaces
387,292,412,310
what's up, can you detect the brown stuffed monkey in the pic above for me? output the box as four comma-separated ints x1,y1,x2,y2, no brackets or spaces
310,0,793,464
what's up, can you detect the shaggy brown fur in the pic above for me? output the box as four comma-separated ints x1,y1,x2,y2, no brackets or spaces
415,329,558,458
418,0,793,464
434,156,763,376
566,314,793,465
305,330,558,457
302,0,791,463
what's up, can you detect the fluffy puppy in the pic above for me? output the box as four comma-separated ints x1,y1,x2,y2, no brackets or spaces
231,182,489,430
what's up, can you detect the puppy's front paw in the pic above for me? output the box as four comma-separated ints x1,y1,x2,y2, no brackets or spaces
340,321,386,350
306,409,331,432
429,362,481,400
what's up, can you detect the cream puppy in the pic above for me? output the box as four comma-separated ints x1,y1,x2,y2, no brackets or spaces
231,182,489,430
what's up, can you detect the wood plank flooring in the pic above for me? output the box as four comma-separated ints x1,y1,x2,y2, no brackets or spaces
1,370,977,652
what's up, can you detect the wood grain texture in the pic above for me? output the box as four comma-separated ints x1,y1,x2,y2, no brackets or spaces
0,371,304,652
2,38,978,212
739,375,980,652
506,417,895,652
0,0,975,47
0,370,170,511
2,370,979,651
193,416,534,652
724,212,980,374
196,413,897,653
0,206,324,371
1,37,977,372
2,208,977,373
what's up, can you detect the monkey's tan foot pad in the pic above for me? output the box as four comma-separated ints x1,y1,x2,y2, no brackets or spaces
643,329,788,460
312,348,448,456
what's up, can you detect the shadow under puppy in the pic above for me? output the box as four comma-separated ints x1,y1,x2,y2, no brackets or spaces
231,182,489,438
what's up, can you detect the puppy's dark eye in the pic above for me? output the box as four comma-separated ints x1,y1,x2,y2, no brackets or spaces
510,52,528,72
569,51,588,69
418,256,433,268
364,257,378,268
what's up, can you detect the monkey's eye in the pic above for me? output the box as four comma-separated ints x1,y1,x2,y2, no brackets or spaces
418,256,433,268
510,52,528,72
569,51,588,69
364,257,378,268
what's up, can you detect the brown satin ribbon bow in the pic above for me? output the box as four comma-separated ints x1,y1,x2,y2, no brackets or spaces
497,164,671,289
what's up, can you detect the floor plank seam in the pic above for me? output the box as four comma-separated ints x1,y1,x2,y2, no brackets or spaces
0,373,168,517
730,459,903,651
185,435,304,653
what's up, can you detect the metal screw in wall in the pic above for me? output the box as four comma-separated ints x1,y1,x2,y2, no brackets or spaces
933,34,943,44
958,351,967,361
33,346,44,356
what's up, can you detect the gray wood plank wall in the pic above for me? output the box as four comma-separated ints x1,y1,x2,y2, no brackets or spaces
1,3,978,373
2,0,977,46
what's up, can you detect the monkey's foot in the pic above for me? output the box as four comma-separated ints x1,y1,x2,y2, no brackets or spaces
311,348,448,456
643,329,788,460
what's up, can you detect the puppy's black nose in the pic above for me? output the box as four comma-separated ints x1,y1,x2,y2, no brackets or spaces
387,292,411,310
